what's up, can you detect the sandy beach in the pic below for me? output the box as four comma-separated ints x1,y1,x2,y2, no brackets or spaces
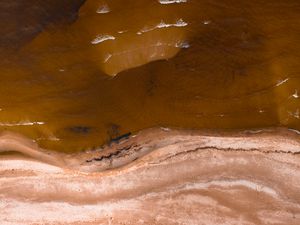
1,128,300,224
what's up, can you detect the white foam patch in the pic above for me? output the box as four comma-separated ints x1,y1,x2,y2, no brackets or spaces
276,77,289,87
0,121,44,127
203,20,211,25
91,35,115,44
288,109,300,119
175,41,190,48
288,128,300,135
96,4,110,14
157,19,187,28
103,53,112,62
292,89,299,98
117,30,128,34
138,19,188,35
158,0,187,4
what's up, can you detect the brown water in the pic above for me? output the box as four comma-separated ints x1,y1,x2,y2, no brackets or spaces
0,0,300,152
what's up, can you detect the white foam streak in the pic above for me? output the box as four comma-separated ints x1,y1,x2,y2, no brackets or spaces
91,35,115,44
138,19,188,35
0,121,45,127
276,77,289,87
157,19,188,28
158,0,187,4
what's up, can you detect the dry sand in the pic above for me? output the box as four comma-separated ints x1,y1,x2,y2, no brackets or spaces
1,127,300,224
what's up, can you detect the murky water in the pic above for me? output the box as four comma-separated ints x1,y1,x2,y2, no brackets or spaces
0,0,299,152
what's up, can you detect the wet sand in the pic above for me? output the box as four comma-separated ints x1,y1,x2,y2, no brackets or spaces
1,128,300,224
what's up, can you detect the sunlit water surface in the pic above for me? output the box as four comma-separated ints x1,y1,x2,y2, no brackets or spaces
0,0,300,152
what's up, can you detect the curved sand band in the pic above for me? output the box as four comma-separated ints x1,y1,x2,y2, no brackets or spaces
1,128,300,224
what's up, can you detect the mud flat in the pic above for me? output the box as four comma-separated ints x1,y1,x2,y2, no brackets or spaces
1,127,300,224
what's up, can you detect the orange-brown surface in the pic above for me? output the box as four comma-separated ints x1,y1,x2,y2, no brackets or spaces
0,0,300,152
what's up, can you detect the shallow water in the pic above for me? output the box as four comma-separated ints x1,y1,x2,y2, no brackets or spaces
0,0,300,152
